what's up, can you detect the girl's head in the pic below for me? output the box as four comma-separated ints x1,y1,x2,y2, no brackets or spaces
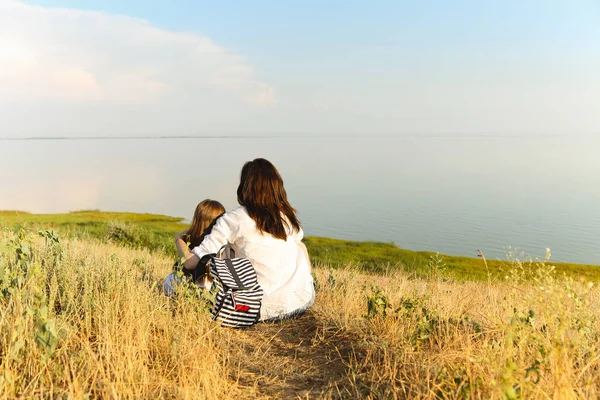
237,158,300,240
185,199,225,248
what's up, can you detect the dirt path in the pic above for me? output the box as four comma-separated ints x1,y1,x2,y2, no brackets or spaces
226,311,364,399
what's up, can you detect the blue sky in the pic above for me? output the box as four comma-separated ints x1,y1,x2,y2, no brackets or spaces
1,0,599,136
22,1,599,63
22,1,600,80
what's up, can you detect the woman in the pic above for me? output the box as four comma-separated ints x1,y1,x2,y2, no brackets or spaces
176,158,314,321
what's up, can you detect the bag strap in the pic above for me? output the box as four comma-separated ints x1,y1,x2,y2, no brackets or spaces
198,253,215,269
211,288,229,320
217,244,235,259
224,258,246,290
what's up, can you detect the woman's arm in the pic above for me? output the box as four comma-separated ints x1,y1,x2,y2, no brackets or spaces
177,211,240,270
298,241,312,271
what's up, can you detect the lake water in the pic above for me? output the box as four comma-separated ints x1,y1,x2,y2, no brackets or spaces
1,135,599,265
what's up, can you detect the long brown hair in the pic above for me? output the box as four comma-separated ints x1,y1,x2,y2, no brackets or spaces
183,199,226,248
237,158,300,240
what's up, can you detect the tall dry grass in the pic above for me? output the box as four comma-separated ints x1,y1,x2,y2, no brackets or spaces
2,228,600,399
0,229,249,399
313,261,600,399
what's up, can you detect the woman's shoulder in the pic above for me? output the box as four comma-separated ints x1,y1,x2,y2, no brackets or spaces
226,205,249,219
217,206,253,238
222,206,254,226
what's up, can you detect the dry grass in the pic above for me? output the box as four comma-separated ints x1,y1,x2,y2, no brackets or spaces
0,230,250,399
2,229,600,399
312,266,600,399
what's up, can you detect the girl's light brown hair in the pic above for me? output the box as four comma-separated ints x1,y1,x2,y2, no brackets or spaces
236,158,300,240
183,199,226,248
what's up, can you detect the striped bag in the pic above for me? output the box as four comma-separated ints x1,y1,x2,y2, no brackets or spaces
204,245,263,328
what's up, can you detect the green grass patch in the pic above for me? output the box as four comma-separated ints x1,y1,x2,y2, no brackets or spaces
0,210,186,256
1,210,599,282
304,237,600,281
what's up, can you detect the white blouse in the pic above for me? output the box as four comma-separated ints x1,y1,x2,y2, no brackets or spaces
191,206,314,320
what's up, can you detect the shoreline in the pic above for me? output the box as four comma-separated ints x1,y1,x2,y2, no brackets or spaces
1,209,598,280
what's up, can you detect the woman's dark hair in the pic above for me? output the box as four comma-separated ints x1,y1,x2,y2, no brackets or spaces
183,199,226,248
237,158,300,240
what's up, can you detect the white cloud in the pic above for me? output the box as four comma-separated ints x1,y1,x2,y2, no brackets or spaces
0,0,275,106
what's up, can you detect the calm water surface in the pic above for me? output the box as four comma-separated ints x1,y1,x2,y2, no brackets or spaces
1,136,598,264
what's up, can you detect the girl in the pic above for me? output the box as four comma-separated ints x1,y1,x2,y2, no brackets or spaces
163,199,225,295
177,199,226,251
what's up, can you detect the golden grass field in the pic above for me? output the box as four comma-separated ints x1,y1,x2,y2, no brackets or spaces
1,228,600,399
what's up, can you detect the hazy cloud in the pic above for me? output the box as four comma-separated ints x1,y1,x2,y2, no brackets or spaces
0,0,596,138
0,0,275,106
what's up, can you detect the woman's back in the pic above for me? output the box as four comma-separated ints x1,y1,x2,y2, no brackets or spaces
191,206,314,320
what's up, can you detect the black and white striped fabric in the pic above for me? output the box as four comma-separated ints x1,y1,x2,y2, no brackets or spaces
208,246,263,328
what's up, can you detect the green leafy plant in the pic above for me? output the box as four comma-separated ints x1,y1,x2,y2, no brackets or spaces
32,295,59,362
38,229,63,264
366,285,390,318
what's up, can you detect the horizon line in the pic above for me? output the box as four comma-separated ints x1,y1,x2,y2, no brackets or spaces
0,133,573,141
